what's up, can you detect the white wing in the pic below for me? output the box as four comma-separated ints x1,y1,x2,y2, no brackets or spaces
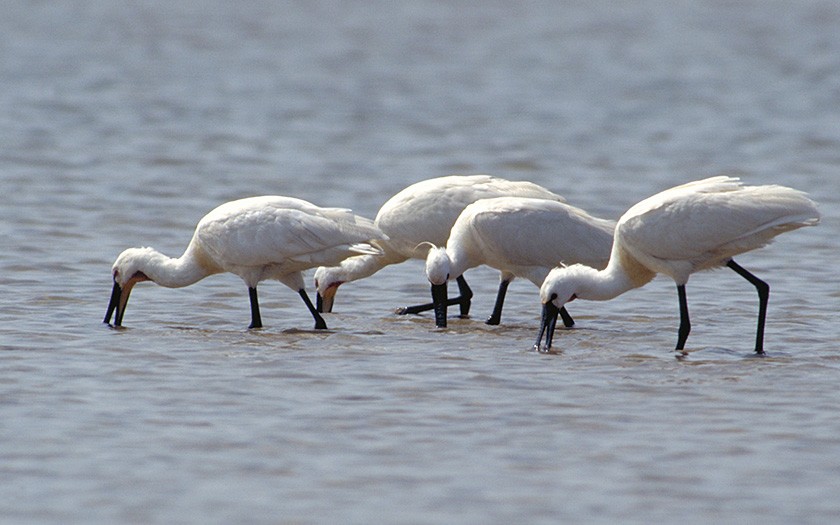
618,177,819,270
464,197,615,269
196,196,385,268
375,175,566,256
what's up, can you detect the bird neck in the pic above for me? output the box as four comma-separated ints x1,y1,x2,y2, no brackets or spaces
582,267,637,301
140,246,213,289
443,247,473,282
333,250,403,283
577,245,656,301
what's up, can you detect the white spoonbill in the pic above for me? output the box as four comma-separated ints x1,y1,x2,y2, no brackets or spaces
314,174,566,316
424,196,615,327
535,176,820,354
104,196,386,330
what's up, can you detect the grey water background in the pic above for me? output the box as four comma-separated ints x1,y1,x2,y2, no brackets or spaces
2,1,839,523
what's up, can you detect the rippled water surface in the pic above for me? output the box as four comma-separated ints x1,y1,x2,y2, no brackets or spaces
2,1,840,523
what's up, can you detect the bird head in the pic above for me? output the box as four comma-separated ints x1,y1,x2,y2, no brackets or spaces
540,266,580,311
534,266,581,351
424,246,451,286
104,247,153,326
314,266,344,313
423,246,452,327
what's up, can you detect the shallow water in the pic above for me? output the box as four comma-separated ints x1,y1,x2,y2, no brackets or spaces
2,1,839,523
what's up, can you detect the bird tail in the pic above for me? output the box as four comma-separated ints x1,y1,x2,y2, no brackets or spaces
349,242,385,256
319,207,389,248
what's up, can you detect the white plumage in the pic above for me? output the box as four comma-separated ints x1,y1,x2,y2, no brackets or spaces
313,175,566,316
535,176,820,353
424,196,615,327
104,196,385,330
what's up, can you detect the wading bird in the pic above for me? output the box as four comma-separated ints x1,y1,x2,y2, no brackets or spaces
314,175,566,317
105,196,385,330
424,196,615,327
535,176,819,354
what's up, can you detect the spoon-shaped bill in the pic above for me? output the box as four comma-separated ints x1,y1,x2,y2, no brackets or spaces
104,280,131,326
431,282,448,328
534,301,560,351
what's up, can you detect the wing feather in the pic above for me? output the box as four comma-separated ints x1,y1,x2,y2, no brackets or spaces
461,197,615,269
195,196,385,268
618,177,819,267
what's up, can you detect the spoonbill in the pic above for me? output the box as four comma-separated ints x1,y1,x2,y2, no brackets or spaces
313,175,566,317
104,196,386,330
535,176,820,354
424,196,615,327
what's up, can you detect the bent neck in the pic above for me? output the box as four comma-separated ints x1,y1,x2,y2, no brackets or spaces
140,246,212,289
444,246,475,281
580,265,638,301
334,251,404,283
577,247,655,301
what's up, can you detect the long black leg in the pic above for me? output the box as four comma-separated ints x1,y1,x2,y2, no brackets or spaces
676,284,690,350
396,275,474,316
727,260,769,355
455,275,473,317
249,287,263,329
396,301,434,315
486,279,511,325
559,307,575,328
397,296,464,315
299,289,328,329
